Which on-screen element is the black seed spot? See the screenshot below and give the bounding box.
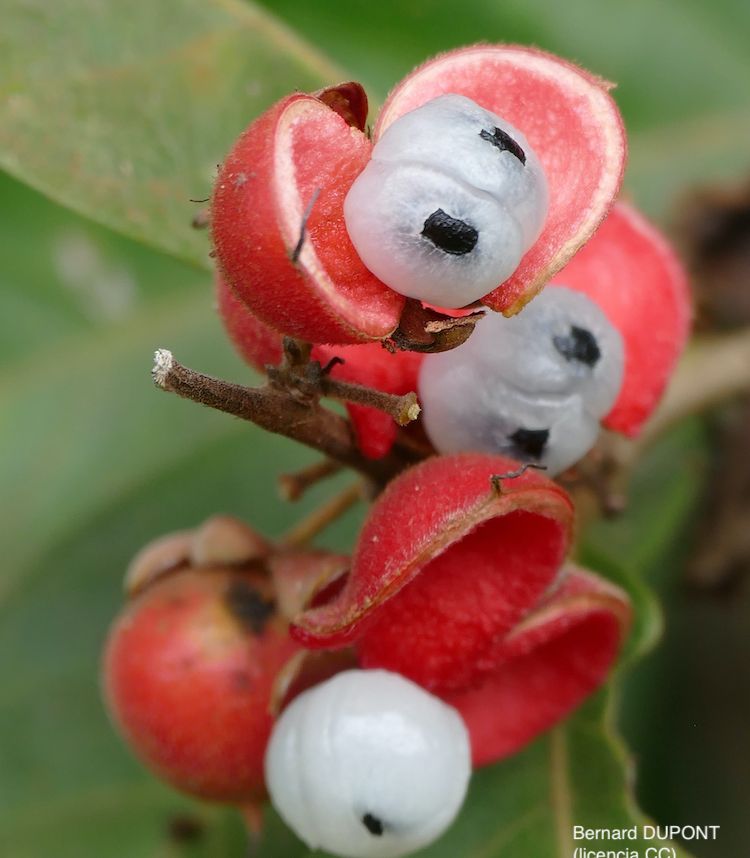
[510,428,550,460]
[553,326,601,367]
[421,209,479,255]
[479,127,526,165]
[362,813,385,836]
[224,579,275,635]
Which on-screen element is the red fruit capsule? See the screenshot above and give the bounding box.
[212,47,625,345]
[445,566,631,765]
[292,454,575,672]
[556,201,691,436]
[212,83,404,345]
[291,454,631,764]
[376,44,627,316]
[103,566,299,802]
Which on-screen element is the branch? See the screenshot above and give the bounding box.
[152,349,416,487]
[640,328,750,445]
[281,482,363,547]
[321,376,421,426]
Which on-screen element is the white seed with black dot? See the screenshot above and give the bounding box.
[344,94,548,307]
[265,669,471,858]
[418,286,625,475]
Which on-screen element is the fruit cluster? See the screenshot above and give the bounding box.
[103,44,691,858]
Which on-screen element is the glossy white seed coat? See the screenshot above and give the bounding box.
[265,669,471,858]
[418,286,624,475]
[344,94,548,307]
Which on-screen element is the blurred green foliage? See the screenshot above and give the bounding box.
[1,0,748,855]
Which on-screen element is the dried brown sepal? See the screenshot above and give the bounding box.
[387,299,484,353]
[314,81,369,131]
[124,531,193,597]
[191,515,271,567]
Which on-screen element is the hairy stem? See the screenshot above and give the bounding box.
[321,376,421,425]
[152,349,415,487]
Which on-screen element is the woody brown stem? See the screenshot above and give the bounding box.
[268,337,422,425]
[281,482,363,547]
[321,377,421,425]
[152,349,416,487]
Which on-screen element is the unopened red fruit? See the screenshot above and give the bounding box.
[103,566,299,803]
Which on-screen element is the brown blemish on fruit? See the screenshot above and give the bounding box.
[230,670,253,692]
[224,578,275,635]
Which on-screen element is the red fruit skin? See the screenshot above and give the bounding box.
[290,455,630,764]
[376,44,627,315]
[444,567,631,765]
[103,568,300,803]
[553,201,691,436]
[291,454,574,660]
[355,509,569,691]
[211,89,403,345]
[214,49,625,344]
[217,275,421,458]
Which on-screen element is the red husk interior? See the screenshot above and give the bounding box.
[217,275,421,458]
[376,45,626,314]
[552,201,692,436]
[212,91,403,345]
[291,454,574,650]
[355,510,568,690]
[443,567,631,765]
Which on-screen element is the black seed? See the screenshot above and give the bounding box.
[224,579,275,635]
[553,326,601,367]
[510,428,550,460]
[479,127,526,165]
[362,813,385,836]
[421,209,478,255]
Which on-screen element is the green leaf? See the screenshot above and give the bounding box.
[0,171,206,367]
[0,0,344,268]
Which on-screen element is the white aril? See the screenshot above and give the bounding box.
[344,94,548,307]
[265,669,471,858]
[418,286,625,475]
